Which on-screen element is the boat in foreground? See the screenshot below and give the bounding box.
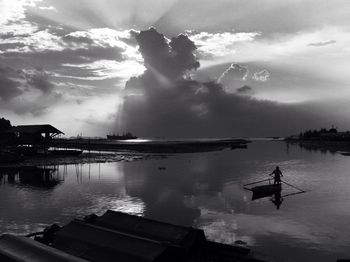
[0,210,267,262]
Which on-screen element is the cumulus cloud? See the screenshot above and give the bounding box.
[218,64,248,83]
[252,69,270,82]
[188,31,259,58]
[135,27,199,80]
[217,64,270,93]
[118,28,324,138]
[308,40,337,47]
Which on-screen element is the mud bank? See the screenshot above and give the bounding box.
[0,152,168,168]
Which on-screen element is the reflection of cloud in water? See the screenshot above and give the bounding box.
[2,222,50,236]
[96,195,145,215]
[187,180,340,253]
[144,188,200,225]
[62,194,145,218]
[196,209,254,246]
[123,161,201,225]
[195,205,335,251]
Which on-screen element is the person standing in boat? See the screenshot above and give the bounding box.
[269,166,283,185]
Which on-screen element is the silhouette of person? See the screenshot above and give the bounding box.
[270,166,283,185]
[271,191,283,210]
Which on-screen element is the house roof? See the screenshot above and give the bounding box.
[9,125,64,135]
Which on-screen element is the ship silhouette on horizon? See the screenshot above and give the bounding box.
[106,132,138,140]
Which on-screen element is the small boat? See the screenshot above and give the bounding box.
[251,183,281,194]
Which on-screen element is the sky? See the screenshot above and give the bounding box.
[0,0,350,137]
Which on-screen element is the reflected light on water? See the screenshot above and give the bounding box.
[119,139,151,143]
[62,195,145,218]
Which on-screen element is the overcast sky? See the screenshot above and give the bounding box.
[1,0,350,137]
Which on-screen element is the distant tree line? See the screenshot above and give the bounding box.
[0,117,13,147]
[297,126,350,141]
[299,127,337,139]
[0,117,12,133]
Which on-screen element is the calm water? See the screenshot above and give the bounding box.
[1,140,350,261]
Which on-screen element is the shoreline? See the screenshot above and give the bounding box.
[285,139,350,154]
[51,138,250,153]
[0,152,168,168]
[0,138,250,167]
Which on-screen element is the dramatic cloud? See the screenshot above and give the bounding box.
[0,66,24,101]
[24,68,54,93]
[1,1,350,136]
[1,29,63,53]
[61,60,145,81]
[135,27,199,80]
[0,0,44,49]
[0,64,60,115]
[0,0,40,25]
[188,31,259,58]
[308,40,337,47]
[2,27,139,58]
[62,29,140,60]
[118,28,331,138]
[8,92,62,116]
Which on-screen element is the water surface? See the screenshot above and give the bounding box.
[1,140,350,261]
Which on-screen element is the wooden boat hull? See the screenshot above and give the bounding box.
[6,210,261,262]
[251,184,281,194]
[251,184,282,200]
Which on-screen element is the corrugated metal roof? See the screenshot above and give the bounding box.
[86,210,205,259]
[90,210,205,245]
[9,125,64,134]
[0,235,88,262]
[52,219,181,262]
